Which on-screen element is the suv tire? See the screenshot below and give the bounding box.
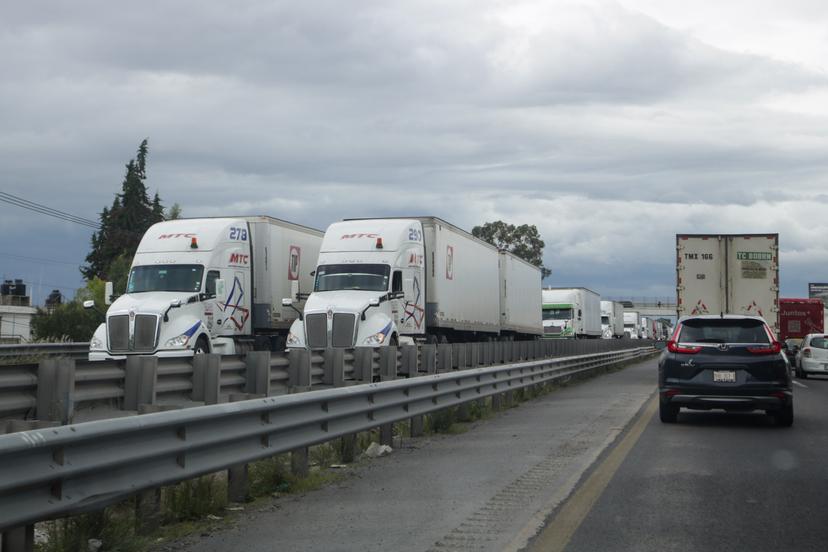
[775,404,794,427]
[659,399,679,424]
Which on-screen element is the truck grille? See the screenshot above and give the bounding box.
[108,315,129,352]
[332,313,356,348]
[107,314,158,352]
[305,313,328,349]
[133,315,159,352]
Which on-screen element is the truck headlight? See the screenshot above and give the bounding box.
[363,332,387,345]
[165,334,190,348]
[90,336,104,350]
[286,332,301,346]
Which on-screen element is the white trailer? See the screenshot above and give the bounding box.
[88,217,323,360]
[499,251,543,337]
[676,234,779,333]
[286,217,540,348]
[542,288,601,339]
[623,311,640,339]
[600,300,625,338]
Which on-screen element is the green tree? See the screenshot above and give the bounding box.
[472,221,551,279]
[165,202,183,220]
[31,279,107,342]
[81,139,165,281]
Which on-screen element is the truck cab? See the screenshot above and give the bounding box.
[286,219,426,348]
[89,218,253,360]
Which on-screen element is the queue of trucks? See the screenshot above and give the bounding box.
[90,217,762,361]
[87,216,547,359]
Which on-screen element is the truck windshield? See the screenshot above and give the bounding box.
[543,308,572,320]
[127,265,205,293]
[314,264,391,292]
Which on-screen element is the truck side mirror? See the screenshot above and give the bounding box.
[170,299,182,308]
[282,298,293,307]
[215,279,226,299]
[104,281,113,305]
[83,300,95,309]
[369,297,381,307]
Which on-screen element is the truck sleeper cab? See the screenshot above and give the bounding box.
[286,217,541,348]
[89,217,322,360]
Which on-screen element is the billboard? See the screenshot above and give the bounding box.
[808,283,828,302]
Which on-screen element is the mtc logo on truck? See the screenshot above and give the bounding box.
[341,233,379,239]
[158,233,196,239]
[229,253,249,265]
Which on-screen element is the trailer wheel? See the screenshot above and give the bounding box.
[193,336,210,355]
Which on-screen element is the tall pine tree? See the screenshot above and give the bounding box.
[81,139,166,281]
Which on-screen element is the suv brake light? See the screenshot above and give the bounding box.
[667,340,702,354]
[748,323,782,354]
[803,348,812,358]
[746,342,782,355]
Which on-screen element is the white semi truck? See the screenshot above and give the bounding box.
[285,217,542,348]
[623,311,640,339]
[88,217,323,360]
[600,300,625,338]
[676,233,780,333]
[541,288,601,339]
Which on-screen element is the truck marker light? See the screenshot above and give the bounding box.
[376,237,383,249]
[190,237,198,249]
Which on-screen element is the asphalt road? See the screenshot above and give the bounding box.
[174,356,658,552]
[531,368,828,552]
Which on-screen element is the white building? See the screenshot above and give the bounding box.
[0,280,36,344]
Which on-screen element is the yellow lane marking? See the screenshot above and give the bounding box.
[528,394,658,552]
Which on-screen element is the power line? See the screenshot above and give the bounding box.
[0,191,100,229]
[0,251,82,267]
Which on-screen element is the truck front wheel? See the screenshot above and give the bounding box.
[193,336,210,355]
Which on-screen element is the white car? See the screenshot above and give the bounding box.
[795,333,828,378]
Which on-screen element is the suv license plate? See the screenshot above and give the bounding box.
[713,370,736,383]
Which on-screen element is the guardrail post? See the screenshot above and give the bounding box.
[468,343,480,367]
[291,446,309,478]
[380,422,394,447]
[482,342,493,366]
[340,434,357,463]
[225,393,262,503]
[453,344,466,370]
[379,346,397,381]
[35,358,75,424]
[288,348,312,391]
[323,348,345,387]
[191,353,221,405]
[437,344,452,373]
[400,344,418,377]
[354,347,374,383]
[1,524,34,552]
[421,344,437,374]
[245,351,271,395]
[124,356,158,411]
[135,488,162,534]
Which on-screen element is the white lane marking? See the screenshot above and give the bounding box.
[793,380,808,389]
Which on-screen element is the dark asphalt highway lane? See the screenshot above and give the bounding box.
[533,373,828,552]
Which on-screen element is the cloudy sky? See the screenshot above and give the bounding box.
[2,0,828,306]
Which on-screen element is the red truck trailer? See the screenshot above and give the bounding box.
[779,298,824,341]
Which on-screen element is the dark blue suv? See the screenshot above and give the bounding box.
[659,315,793,426]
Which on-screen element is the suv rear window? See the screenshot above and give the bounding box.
[811,336,828,349]
[678,318,770,344]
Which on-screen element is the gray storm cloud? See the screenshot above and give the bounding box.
[2,0,828,303]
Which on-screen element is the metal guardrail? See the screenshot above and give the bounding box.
[0,342,89,361]
[0,346,654,531]
[0,339,656,423]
